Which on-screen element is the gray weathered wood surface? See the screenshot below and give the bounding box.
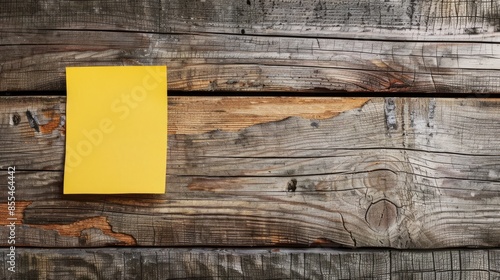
[1,96,500,249]
[1,0,500,93]
[2,0,500,277]
[1,248,499,279]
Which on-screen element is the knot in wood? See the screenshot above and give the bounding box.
[287,179,297,192]
[365,169,398,192]
[11,113,21,125]
[365,199,397,232]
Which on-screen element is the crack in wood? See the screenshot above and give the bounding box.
[25,110,40,132]
[339,213,356,247]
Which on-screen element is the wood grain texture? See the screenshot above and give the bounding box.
[160,0,500,39]
[1,248,499,280]
[0,0,160,32]
[169,97,370,134]
[1,0,500,93]
[2,0,499,38]
[1,97,500,248]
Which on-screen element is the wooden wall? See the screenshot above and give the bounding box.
[2,0,500,93]
[1,0,500,279]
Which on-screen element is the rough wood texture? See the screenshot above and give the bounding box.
[1,96,500,248]
[1,248,499,279]
[1,0,500,93]
[3,0,499,38]
[161,0,500,39]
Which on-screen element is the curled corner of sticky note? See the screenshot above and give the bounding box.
[63,66,167,194]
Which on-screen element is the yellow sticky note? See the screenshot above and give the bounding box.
[64,66,167,194]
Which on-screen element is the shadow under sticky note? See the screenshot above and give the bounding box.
[64,66,167,194]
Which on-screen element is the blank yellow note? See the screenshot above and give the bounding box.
[64,66,167,194]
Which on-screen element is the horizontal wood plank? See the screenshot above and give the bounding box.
[160,0,500,39]
[1,30,500,93]
[0,0,160,32]
[1,248,498,279]
[2,0,499,39]
[1,0,500,93]
[1,97,500,248]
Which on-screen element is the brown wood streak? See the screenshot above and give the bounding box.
[0,202,31,225]
[38,109,64,135]
[169,97,370,134]
[1,201,137,246]
[28,216,136,246]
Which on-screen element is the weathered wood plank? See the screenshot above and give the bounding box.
[1,0,500,93]
[2,29,500,92]
[2,0,499,39]
[0,96,368,169]
[0,97,65,170]
[1,248,498,280]
[1,97,500,248]
[160,0,500,41]
[0,0,160,32]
